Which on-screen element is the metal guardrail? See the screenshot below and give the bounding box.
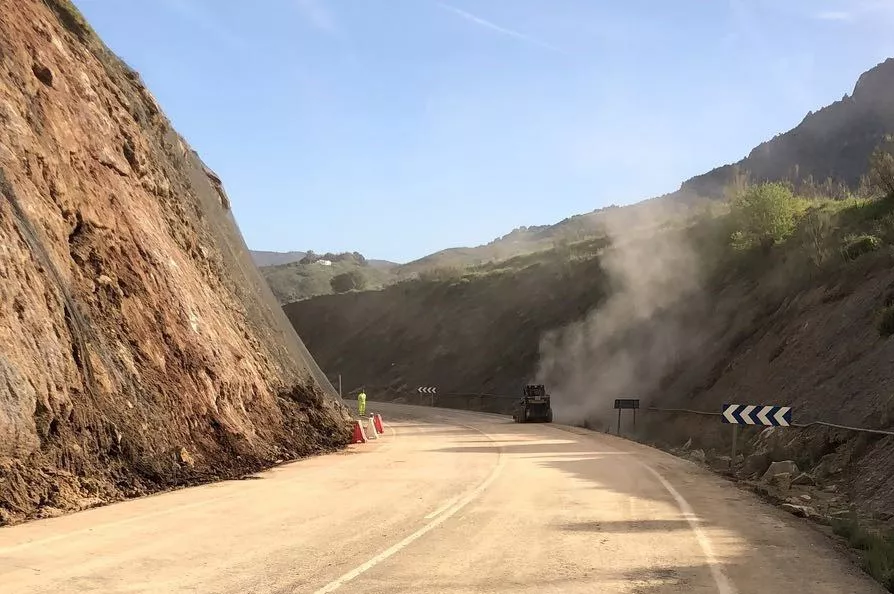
[647,406,894,437]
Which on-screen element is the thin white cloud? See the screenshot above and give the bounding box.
[814,10,853,21]
[434,1,568,55]
[295,0,337,33]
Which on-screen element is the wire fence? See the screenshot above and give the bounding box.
[647,406,894,437]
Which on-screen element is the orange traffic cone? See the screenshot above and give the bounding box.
[374,414,384,434]
[351,420,367,444]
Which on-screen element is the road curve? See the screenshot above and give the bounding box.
[0,403,883,593]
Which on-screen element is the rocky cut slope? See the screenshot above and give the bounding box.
[0,0,351,523]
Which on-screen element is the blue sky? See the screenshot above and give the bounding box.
[73,0,894,263]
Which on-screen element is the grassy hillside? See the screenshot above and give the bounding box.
[261,252,398,303]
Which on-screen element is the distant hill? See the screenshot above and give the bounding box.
[397,58,894,273]
[259,251,398,304]
[261,58,894,302]
[676,57,894,200]
[250,250,307,267]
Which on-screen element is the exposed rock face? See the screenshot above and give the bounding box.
[680,58,894,198]
[0,0,351,523]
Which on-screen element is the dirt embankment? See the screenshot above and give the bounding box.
[285,255,611,405]
[0,0,351,524]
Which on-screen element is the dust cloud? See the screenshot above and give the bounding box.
[535,202,708,426]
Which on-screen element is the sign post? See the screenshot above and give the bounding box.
[722,403,793,469]
[417,386,438,407]
[613,399,640,435]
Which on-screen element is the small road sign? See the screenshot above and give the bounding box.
[614,399,640,409]
[722,403,792,427]
[613,399,640,434]
[417,386,438,395]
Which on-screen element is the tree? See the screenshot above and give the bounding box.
[330,270,366,293]
[729,182,799,250]
[869,147,894,200]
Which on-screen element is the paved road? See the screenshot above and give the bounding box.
[0,403,883,593]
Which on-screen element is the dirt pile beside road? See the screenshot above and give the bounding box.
[0,0,351,524]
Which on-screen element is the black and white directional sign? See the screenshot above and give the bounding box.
[417,386,438,395]
[722,403,792,426]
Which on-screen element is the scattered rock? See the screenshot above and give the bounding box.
[799,494,812,502]
[761,460,799,482]
[828,509,854,519]
[769,472,793,492]
[815,453,844,477]
[178,447,195,467]
[823,484,839,493]
[792,473,815,486]
[76,496,104,510]
[743,452,771,477]
[688,449,706,463]
[710,455,732,472]
[781,504,816,519]
[37,506,65,519]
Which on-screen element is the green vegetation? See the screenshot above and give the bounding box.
[260,253,395,303]
[842,234,882,261]
[870,146,894,200]
[330,270,367,294]
[728,183,805,250]
[832,514,894,590]
[45,0,96,43]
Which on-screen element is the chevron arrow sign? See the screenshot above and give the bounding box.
[722,403,792,426]
[417,386,438,395]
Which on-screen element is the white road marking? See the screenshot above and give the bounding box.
[424,495,463,520]
[639,464,737,594]
[313,424,504,594]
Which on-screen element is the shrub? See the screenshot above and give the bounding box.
[418,266,464,283]
[870,148,894,201]
[832,515,894,589]
[330,270,366,293]
[729,183,801,250]
[801,209,835,267]
[842,234,882,261]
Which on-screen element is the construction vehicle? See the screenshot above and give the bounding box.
[512,384,553,423]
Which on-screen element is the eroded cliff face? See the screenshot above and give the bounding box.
[0,0,351,524]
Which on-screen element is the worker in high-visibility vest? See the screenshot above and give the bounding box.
[357,389,367,416]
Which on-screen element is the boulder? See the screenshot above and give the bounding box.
[688,449,706,463]
[710,456,732,472]
[781,504,817,519]
[769,472,793,492]
[761,460,799,482]
[792,473,816,486]
[743,452,771,477]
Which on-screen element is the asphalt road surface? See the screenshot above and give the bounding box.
[0,403,883,593]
